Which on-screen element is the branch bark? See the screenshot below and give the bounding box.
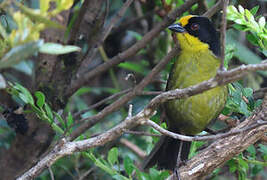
[167,94,267,180]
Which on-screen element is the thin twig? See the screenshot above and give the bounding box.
[102,0,134,43]
[68,0,90,43]
[48,166,55,180]
[73,88,132,119]
[120,138,146,159]
[144,119,267,142]
[69,45,181,140]
[203,0,223,18]
[67,0,200,97]
[124,130,161,137]
[79,167,96,180]
[219,0,229,70]
[79,0,134,72]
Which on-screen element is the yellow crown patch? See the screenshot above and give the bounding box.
[179,15,194,27]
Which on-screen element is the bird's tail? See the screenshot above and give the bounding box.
[142,136,191,170]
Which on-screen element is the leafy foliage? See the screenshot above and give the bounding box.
[227,5,267,50]
[0,0,80,69]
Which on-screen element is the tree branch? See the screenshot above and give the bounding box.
[202,0,222,18]
[167,94,267,180]
[18,60,267,179]
[67,0,200,97]
[69,45,181,140]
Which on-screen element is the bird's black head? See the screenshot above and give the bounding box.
[168,16,221,57]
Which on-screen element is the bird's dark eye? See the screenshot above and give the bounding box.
[191,23,199,31]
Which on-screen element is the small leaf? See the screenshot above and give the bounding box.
[44,103,53,121]
[123,156,134,176]
[246,33,259,46]
[67,112,73,128]
[13,82,34,105]
[242,88,253,98]
[15,2,64,29]
[0,41,43,69]
[35,91,45,108]
[54,112,66,128]
[238,158,249,170]
[57,0,74,11]
[228,159,237,173]
[108,147,118,166]
[149,168,160,179]
[245,9,253,22]
[250,6,259,15]
[238,5,245,14]
[227,5,238,14]
[135,168,149,180]
[158,171,170,179]
[246,145,256,157]
[51,123,64,134]
[39,43,81,55]
[258,17,266,28]
[40,0,51,13]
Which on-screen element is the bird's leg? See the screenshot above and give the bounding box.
[174,141,184,180]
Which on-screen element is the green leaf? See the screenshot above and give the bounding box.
[35,91,45,108]
[67,112,73,128]
[40,0,51,13]
[44,103,53,121]
[255,99,263,108]
[15,2,64,29]
[238,158,249,170]
[39,43,81,55]
[189,141,206,158]
[238,5,245,14]
[135,168,149,180]
[54,112,66,128]
[13,82,34,105]
[123,156,134,176]
[165,0,172,5]
[250,6,259,16]
[258,17,266,29]
[228,159,237,173]
[118,61,148,75]
[108,147,118,166]
[246,145,256,157]
[227,30,267,76]
[246,33,260,46]
[242,88,253,98]
[0,41,43,69]
[239,100,251,116]
[51,123,64,134]
[0,23,8,39]
[149,168,160,179]
[158,171,170,179]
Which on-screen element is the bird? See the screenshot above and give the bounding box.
[142,15,228,171]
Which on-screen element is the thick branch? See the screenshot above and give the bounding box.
[167,94,267,180]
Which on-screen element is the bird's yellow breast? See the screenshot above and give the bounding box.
[166,47,227,135]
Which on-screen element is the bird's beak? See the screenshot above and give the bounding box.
[168,23,185,33]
